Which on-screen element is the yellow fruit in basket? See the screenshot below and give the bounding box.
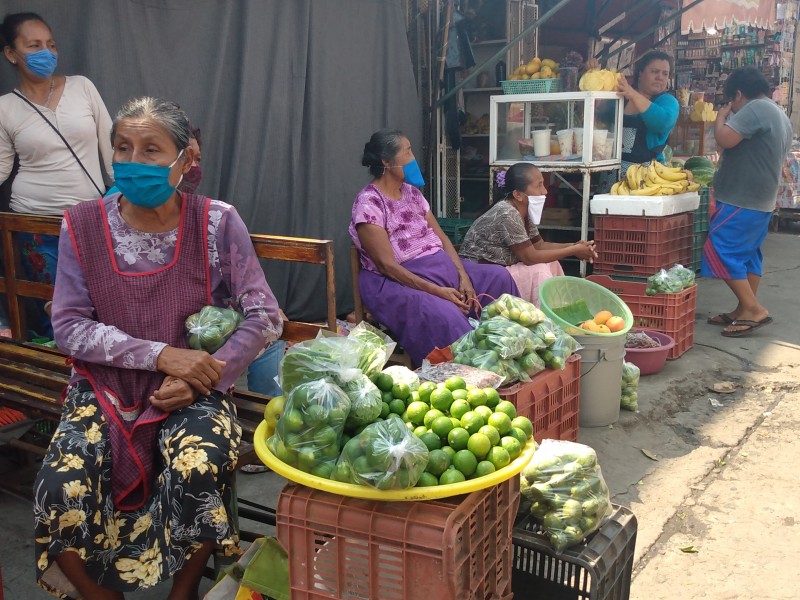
[521,74,530,80]
[580,320,600,332]
[596,324,611,334]
[606,316,626,332]
[525,62,540,75]
[540,66,553,79]
[593,310,612,325]
[531,73,541,80]
[541,58,557,69]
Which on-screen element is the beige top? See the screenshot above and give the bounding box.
[0,75,113,215]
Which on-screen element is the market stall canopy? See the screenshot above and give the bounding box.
[681,0,777,34]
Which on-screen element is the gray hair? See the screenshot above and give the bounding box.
[361,129,406,177]
[111,97,191,151]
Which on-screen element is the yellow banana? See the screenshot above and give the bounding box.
[686,182,701,192]
[626,164,641,189]
[653,160,688,182]
[619,181,630,195]
[658,179,690,191]
[629,185,661,196]
[658,186,677,195]
[610,181,621,195]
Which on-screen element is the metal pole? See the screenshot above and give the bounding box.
[436,0,577,106]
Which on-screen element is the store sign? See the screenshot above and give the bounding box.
[681,0,776,34]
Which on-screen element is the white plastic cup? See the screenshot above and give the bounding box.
[557,129,573,158]
[592,130,608,159]
[573,128,584,155]
[532,129,552,157]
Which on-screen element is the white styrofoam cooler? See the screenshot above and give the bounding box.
[590,192,700,216]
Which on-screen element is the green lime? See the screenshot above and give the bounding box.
[460,411,485,435]
[380,402,391,419]
[272,439,296,466]
[449,399,471,420]
[440,445,456,460]
[444,376,467,391]
[495,400,517,420]
[408,391,420,404]
[405,421,415,431]
[487,446,511,470]
[467,388,488,408]
[431,416,454,438]
[439,468,466,485]
[453,449,478,476]
[450,417,461,429]
[290,386,310,409]
[381,390,394,404]
[311,463,334,479]
[474,405,493,423]
[487,412,513,435]
[313,426,337,449]
[327,407,347,427]
[388,399,406,415]
[423,409,445,429]
[401,410,410,423]
[483,388,501,408]
[413,425,428,437]
[508,427,528,447]
[478,424,500,447]
[425,448,451,477]
[429,388,454,412]
[375,373,394,393]
[418,381,438,403]
[391,383,411,401]
[511,416,533,440]
[466,383,476,391]
[406,401,430,425]
[297,448,317,472]
[416,472,439,487]
[282,409,305,433]
[474,460,496,478]
[352,454,371,475]
[467,432,492,460]
[420,432,442,451]
[500,436,522,460]
[332,461,353,482]
[447,427,470,451]
[451,389,469,402]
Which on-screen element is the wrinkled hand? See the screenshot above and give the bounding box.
[458,272,476,303]
[149,376,198,412]
[717,103,732,122]
[437,286,470,313]
[573,241,598,263]
[616,73,635,99]
[156,346,226,395]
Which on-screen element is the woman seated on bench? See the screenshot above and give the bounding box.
[34,97,283,600]
[459,163,598,307]
[350,129,518,366]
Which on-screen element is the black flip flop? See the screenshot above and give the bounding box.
[721,316,773,337]
[707,313,735,326]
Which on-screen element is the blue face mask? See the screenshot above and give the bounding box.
[113,150,184,209]
[402,159,425,187]
[23,49,58,78]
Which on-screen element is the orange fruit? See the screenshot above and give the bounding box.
[596,324,611,334]
[594,310,613,325]
[606,316,626,332]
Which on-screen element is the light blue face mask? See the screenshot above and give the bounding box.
[386,159,425,187]
[112,150,184,209]
[22,49,58,78]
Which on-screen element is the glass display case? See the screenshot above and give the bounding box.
[489,92,624,168]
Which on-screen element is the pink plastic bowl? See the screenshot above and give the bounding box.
[624,328,675,375]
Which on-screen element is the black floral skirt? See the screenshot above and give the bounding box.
[33,382,242,598]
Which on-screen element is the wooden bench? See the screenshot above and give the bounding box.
[0,212,337,461]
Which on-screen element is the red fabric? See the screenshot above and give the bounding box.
[65,194,212,509]
[682,0,775,34]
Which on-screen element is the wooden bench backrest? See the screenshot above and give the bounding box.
[0,212,337,343]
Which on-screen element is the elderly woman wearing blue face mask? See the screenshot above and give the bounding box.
[33,97,283,600]
[459,163,598,307]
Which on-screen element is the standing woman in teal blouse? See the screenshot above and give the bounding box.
[617,51,679,175]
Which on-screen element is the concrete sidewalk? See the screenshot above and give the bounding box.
[1,230,798,599]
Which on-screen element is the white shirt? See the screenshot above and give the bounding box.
[0,75,114,215]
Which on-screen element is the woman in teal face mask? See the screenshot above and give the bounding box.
[33,97,283,600]
[0,11,114,336]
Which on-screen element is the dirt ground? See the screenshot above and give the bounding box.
[1,231,798,599]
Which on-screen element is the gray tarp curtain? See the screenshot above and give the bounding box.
[0,0,422,321]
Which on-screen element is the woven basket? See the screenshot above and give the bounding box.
[501,78,561,94]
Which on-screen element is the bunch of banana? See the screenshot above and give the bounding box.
[610,162,701,196]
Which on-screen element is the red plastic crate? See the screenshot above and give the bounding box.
[588,274,696,359]
[592,213,694,279]
[276,477,520,600]
[498,353,581,443]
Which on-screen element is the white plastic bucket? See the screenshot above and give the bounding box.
[573,332,625,427]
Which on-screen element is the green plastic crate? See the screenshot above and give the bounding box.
[437,217,473,245]
[694,187,710,233]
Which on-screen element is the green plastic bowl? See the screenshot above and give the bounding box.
[539,276,634,337]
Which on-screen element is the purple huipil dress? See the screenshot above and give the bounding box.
[64,197,210,510]
[350,183,518,365]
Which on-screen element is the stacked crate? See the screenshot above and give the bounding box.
[691,187,712,273]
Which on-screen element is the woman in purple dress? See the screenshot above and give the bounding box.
[33,97,283,600]
[350,129,518,365]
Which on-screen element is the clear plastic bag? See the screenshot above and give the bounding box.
[529,317,559,347]
[416,361,505,389]
[620,361,640,411]
[625,331,661,349]
[537,328,579,370]
[346,322,397,378]
[515,351,546,378]
[473,316,545,360]
[185,305,243,353]
[332,416,429,489]
[667,263,696,289]
[340,373,383,430]
[481,293,546,327]
[279,336,364,395]
[645,268,685,296]
[520,440,613,552]
[450,329,476,356]
[268,379,351,477]
[380,365,420,391]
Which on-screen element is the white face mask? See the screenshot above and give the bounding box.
[527,195,546,225]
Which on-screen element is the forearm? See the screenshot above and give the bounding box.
[379,260,442,295]
[517,245,580,265]
[626,90,652,115]
[538,241,574,250]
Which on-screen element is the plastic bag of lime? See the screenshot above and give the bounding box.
[333,415,429,489]
[520,440,612,552]
[268,379,351,477]
[185,305,243,353]
[346,321,396,378]
[620,361,640,411]
[539,327,579,370]
[481,293,545,327]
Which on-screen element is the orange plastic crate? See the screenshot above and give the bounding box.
[498,354,580,443]
[276,477,520,600]
[588,275,696,359]
[592,213,693,279]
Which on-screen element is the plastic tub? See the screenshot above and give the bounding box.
[573,332,625,427]
[623,328,675,376]
[539,277,634,338]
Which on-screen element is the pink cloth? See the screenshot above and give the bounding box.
[506,261,565,307]
[349,182,443,273]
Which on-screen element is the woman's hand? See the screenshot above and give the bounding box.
[616,73,636,100]
[436,286,471,313]
[572,242,598,263]
[149,376,198,412]
[156,346,226,395]
[458,272,476,303]
[716,103,732,123]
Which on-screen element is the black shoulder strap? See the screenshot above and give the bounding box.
[13,90,105,198]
